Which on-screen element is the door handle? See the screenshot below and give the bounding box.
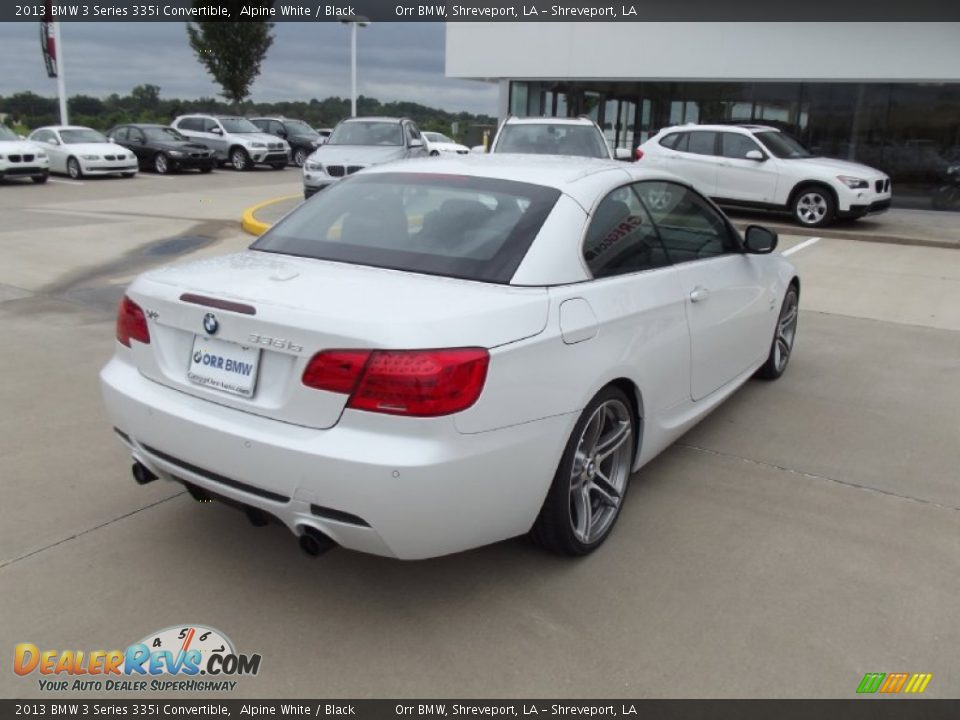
[689,287,710,303]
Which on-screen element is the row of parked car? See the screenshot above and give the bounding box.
[305,114,895,228]
[2,110,897,227]
[0,113,467,183]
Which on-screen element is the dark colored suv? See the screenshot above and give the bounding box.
[251,117,322,167]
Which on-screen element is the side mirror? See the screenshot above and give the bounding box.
[470,145,487,154]
[745,149,766,161]
[743,225,778,254]
[614,147,633,162]
[409,138,423,148]
[210,127,223,136]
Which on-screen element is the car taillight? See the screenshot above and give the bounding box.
[302,348,489,417]
[116,295,150,347]
[635,148,644,160]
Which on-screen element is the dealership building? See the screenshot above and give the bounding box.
[446,23,960,206]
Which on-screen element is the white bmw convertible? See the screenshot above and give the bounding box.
[100,155,800,560]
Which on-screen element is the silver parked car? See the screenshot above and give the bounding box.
[171,114,290,171]
[302,117,428,198]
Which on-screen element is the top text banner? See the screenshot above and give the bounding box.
[4,0,958,21]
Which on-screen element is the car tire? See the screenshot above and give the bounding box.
[791,185,835,228]
[67,157,83,180]
[153,153,170,175]
[293,148,308,167]
[531,385,636,556]
[429,150,440,157]
[230,147,251,171]
[756,284,799,380]
[199,166,214,174]
[32,174,49,184]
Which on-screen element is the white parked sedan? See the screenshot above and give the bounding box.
[28,125,139,179]
[422,131,469,156]
[100,155,799,560]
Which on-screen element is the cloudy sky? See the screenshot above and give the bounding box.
[0,22,498,114]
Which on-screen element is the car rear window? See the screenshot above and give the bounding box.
[495,124,610,159]
[251,173,562,284]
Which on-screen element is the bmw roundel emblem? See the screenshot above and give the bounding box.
[203,313,219,335]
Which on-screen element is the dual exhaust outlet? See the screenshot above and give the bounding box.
[130,461,336,557]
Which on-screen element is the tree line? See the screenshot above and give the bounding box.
[0,86,496,140]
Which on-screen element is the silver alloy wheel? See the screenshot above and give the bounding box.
[774,290,799,373]
[154,153,168,174]
[67,158,81,179]
[568,399,633,545]
[796,192,828,225]
[231,149,248,171]
[294,148,307,167]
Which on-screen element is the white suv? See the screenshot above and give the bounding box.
[0,125,49,184]
[636,124,892,227]
[171,114,290,171]
[484,116,630,160]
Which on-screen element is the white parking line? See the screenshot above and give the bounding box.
[48,178,84,186]
[782,237,821,256]
[132,174,178,180]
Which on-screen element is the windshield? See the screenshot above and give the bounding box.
[495,124,610,159]
[754,131,813,159]
[284,120,317,136]
[251,173,561,284]
[425,132,454,144]
[219,118,261,134]
[0,126,19,141]
[61,128,108,144]
[328,122,402,147]
[143,127,187,141]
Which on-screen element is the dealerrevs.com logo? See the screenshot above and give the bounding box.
[13,625,261,692]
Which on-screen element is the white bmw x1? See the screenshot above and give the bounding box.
[100,155,800,560]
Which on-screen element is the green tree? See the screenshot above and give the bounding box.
[186,2,275,104]
[131,84,161,110]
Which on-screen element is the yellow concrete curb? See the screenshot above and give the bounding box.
[241,194,301,237]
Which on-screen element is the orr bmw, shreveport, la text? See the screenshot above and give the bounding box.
[396,4,637,17]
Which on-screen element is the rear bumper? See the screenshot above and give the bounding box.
[100,355,571,559]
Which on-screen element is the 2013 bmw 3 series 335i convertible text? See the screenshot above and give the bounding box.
[100,154,800,560]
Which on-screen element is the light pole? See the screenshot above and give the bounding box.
[339,18,370,117]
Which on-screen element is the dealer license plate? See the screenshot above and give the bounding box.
[187,335,261,398]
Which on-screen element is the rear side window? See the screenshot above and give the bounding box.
[659,133,681,149]
[685,131,717,156]
[112,126,129,142]
[583,188,671,278]
[252,173,561,284]
[178,118,200,132]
